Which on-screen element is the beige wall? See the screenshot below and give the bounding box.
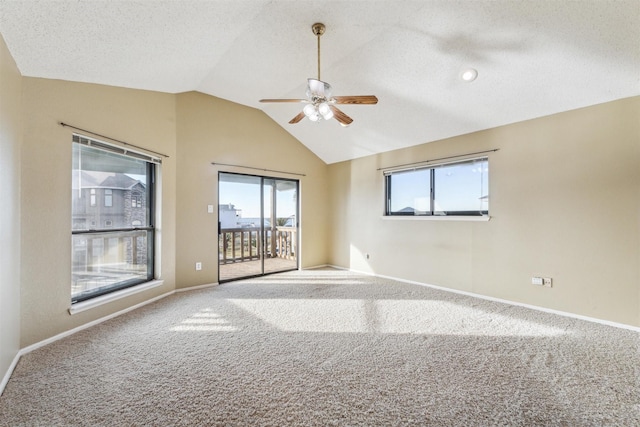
[20,78,177,347]
[7,59,639,355]
[329,97,640,327]
[17,84,329,348]
[0,34,22,384]
[175,92,329,288]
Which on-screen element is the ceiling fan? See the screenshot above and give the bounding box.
[260,23,378,126]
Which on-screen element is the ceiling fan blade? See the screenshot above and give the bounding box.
[259,99,307,103]
[288,111,306,124]
[329,105,353,126]
[333,95,378,105]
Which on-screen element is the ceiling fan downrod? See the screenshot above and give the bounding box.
[312,23,325,81]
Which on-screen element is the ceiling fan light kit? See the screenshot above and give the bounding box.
[260,23,378,126]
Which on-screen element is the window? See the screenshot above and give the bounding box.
[71,135,159,303]
[132,194,142,208]
[104,189,113,207]
[385,158,488,216]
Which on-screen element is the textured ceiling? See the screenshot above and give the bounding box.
[1,1,638,164]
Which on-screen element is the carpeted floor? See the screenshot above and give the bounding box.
[1,269,639,426]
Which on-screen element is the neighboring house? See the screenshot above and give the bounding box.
[219,203,242,228]
[72,171,146,229]
[71,171,147,270]
[398,206,421,215]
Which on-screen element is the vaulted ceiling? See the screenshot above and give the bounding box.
[1,1,638,164]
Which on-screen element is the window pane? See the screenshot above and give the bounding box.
[388,169,431,214]
[433,159,488,214]
[72,138,155,304]
[71,230,152,302]
[72,144,150,230]
[104,189,113,207]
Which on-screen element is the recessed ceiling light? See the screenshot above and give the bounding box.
[460,68,478,82]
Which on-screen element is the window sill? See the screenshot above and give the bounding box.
[69,279,165,315]
[382,215,491,222]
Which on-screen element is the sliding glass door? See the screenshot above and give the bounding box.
[218,174,262,280]
[218,172,298,282]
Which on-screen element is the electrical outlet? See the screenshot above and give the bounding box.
[195,262,202,271]
[532,277,543,286]
[543,277,552,288]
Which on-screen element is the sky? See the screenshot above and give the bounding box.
[219,180,297,219]
[390,160,488,213]
[219,160,487,220]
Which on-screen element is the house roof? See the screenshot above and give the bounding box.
[1,1,638,164]
[72,171,143,191]
[101,174,144,190]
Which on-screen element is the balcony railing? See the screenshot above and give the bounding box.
[219,227,297,264]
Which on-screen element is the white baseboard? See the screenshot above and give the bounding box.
[304,264,332,270]
[337,266,375,276]
[175,282,218,293]
[3,290,173,395]
[4,268,637,396]
[0,352,21,397]
[373,272,640,333]
[21,290,175,356]
[2,280,232,395]
[323,265,639,332]
[0,283,234,395]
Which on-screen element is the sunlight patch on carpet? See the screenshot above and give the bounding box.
[228,298,567,337]
[170,308,238,332]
